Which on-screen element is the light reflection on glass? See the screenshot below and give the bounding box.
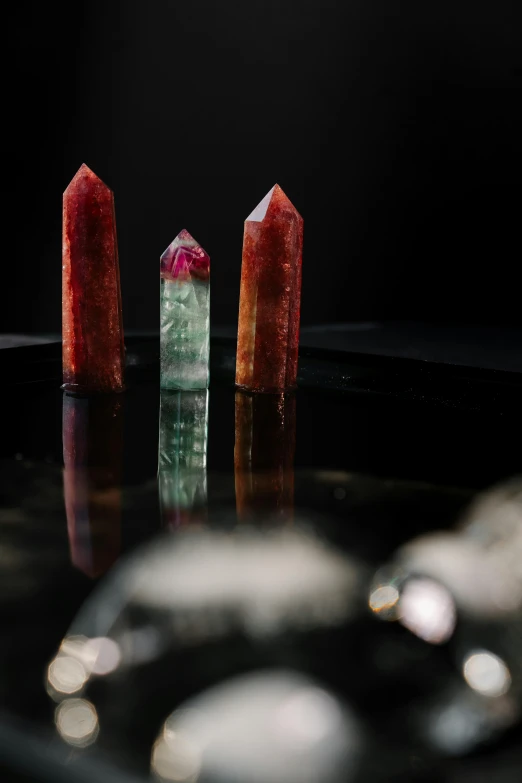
[48,656,87,696]
[38,472,522,767]
[424,685,518,756]
[84,636,122,675]
[158,390,208,529]
[131,528,358,639]
[463,650,512,698]
[459,478,522,614]
[62,393,123,578]
[152,730,201,782]
[273,687,344,749]
[47,635,122,701]
[234,391,296,523]
[152,671,358,783]
[397,479,522,620]
[428,696,491,755]
[369,584,400,619]
[55,698,99,747]
[396,532,515,619]
[398,578,456,644]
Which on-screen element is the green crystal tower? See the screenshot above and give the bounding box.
[160,230,210,389]
[158,390,208,527]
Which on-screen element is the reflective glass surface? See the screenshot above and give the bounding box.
[0,335,521,783]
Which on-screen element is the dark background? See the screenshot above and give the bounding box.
[4,0,522,335]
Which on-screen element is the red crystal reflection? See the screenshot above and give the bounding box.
[62,393,123,579]
[234,391,296,522]
[160,229,210,282]
[62,164,125,392]
[236,185,303,392]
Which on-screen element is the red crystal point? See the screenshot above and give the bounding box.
[63,393,123,579]
[236,184,303,392]
[62,164,125,392]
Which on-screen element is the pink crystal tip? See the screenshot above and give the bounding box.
[160,229,210,281]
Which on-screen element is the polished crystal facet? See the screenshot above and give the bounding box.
[62,393,123,578]
[236,185,303,392]
[158,390,208,527]
[234,391,296,521]
[160,230,210,390]
[62,164,125,392]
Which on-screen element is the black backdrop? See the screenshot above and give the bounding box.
[4,1,522,335]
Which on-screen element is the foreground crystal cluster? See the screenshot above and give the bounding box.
[236,185,303,392]
[62,164,125,392]
[160,230,210,390]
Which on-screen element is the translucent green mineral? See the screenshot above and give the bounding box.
[160,229,210,389]
[158,389,208,526]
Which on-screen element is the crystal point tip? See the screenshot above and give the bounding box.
[245,184,302,223]
[160,229,210,281]
[246,185,276,222]
[78,162,95,175]
[65,163,109,194]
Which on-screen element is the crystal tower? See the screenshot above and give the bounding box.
[236,185,303,392]
[160,230,210,390]
[62,164,125,392]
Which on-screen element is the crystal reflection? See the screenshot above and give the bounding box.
[158,390,208,528]
[55,698,99,747]
[234,391,296,522]
[151,671,359,783]
[62,392,123,578]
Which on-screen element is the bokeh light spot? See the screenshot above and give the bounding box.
[55,698,99,747]
[398,578,456,644]
[463,651,511,697]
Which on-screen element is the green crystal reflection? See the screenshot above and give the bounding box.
[160,230,210,390]
[158,390,209,527]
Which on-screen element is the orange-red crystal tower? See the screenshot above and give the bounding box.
[236,185,303,392]
[62,164,125,392]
